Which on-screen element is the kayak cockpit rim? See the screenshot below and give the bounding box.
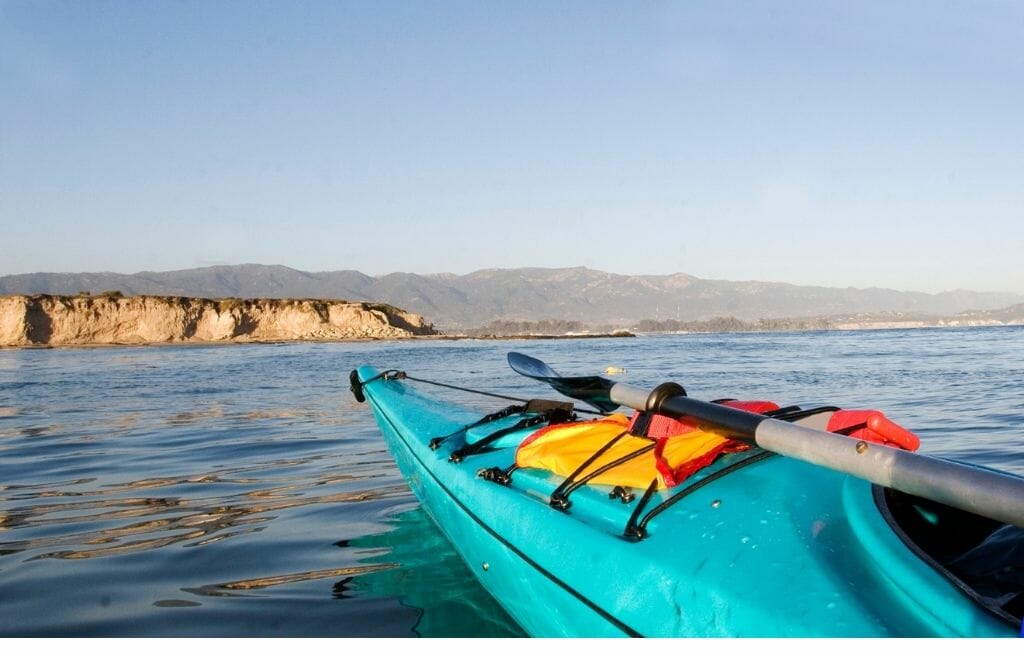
[874,485,1024,628]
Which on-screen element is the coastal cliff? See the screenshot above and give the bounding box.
[0,294,436,347]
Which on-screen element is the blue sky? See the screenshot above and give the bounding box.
[2,1,1022,293]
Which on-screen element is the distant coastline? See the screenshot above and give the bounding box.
[3,292,1022,349]
[433,330,636,341]
[625,313,1024,334]
[451,313,1024,338]
[4,264,1021,334]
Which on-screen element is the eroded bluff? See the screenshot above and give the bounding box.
[0,294,436,346]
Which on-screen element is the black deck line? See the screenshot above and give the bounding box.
[367,391,643,638]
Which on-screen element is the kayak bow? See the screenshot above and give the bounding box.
[353,362,1022,637]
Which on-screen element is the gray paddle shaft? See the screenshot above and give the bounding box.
[610,383,1024,529]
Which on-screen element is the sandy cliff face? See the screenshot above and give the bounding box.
[0,294,436,346]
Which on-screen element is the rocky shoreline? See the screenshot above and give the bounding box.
[0,294,436,347]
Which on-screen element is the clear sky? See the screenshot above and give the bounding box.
[2,1,1022,293]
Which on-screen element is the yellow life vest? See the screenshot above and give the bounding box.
[515,413,748,489]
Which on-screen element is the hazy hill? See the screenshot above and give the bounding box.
[1,265,1020,329]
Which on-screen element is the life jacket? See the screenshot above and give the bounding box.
[514,400,920,489]
[515,400,776,490]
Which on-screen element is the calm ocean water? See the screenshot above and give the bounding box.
[2,327,1023,636]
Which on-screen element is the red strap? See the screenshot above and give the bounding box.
[628,413,698,438]
[629,399,780,439]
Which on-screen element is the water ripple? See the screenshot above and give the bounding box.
[1,476,410,561]
[185,564,400,597]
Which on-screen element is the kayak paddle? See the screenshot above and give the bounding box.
[507,352,1024,529]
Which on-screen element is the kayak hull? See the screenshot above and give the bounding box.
[357,366,1015,637]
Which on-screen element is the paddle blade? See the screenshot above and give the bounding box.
[507,352,563,378]
[507,352,620,413]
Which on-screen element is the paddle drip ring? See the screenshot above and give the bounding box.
[645,382,687,413]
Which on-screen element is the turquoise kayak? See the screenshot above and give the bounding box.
[351,362,1022,637]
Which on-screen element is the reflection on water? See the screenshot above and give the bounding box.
[186,564,400,597]
[1,470,410,561]
[165,406,226,426]
[348,508,526,638]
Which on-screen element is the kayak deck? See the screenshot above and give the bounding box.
[355,365,1016,637]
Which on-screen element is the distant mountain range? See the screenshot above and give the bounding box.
[1,264,1021,330]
